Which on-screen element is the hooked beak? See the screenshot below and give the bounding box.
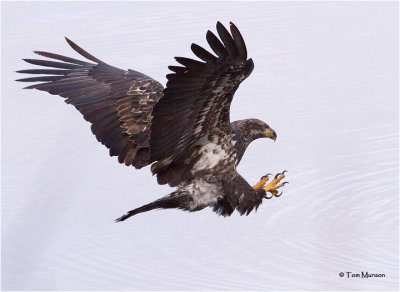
[264,128,277,141]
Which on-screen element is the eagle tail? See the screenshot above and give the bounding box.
[115,191,191,222]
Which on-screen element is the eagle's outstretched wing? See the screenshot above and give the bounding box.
[149,22,254,176]
[17,38,163,168]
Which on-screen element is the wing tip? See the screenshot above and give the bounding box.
[33,50,51,58]
[64,36,104,64]
[64,36,72,44]
[64,36,78,50]
[21,84,37,89]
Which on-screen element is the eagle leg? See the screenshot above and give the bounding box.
[262,170,288,197]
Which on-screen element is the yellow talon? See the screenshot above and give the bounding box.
[263,170,288,197]
[252,174,271,189]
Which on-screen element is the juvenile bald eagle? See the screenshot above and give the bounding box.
[17,22,288,221]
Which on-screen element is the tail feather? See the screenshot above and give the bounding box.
[115,192,190,222]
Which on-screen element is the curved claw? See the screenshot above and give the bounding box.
[264,193,274,200]
[261,173,272,180]
[274,170,288,179]
[282,181,289,185]
[275,191,284,197]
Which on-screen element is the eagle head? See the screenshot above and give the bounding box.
[232,119,277,143]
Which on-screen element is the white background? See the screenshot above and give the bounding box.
[2,1,399,290]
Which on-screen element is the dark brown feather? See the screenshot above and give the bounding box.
[216,21,238,56]
[16,76,66,82]
[64,37,105,64]
[17,69,72,75]
[34,50,93,66]
[23,59,79,69]
[229,22,247,61]
[191,43,217,63]
[206,30,228,58]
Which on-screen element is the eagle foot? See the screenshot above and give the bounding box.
[262,170,288,199]
[252,173,272,189]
